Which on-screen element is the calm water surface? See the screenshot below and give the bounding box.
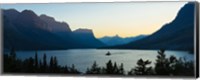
[13,49,194,73]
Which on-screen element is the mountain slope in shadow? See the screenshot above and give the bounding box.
[2,9,105,50]
[106,2,195,51]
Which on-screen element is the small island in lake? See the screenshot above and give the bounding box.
[106,51,111,56]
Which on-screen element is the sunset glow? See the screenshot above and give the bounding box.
[1,2,187,38]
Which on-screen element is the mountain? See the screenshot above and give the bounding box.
[3,9,67,50]
[39,14,72,33]
[39,14,76,47]
[99,35,147,46]
[106,2,195,51]
[2,9,105,50]
[72,28,105,48]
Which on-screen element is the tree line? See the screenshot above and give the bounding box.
[3,49,194,76]
[3,48,80,74]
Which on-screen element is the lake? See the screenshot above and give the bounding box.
[12,49,194,73]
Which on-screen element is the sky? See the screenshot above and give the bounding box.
[1,2,187,38]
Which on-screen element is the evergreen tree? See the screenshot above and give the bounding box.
[69,64,80,74]
[155,49,170,75]
[27,57,34,72]
[113,62,119,74]
[40,54,47,72]
[34,51,38,68]
[53,56,58,72]
[10,48,16,60]
[8,48,18,72]
[39,60,42,72]
[86,61,101,74]
[53,56,58,68]
[23,57,34,72]
[39,60,42,68]
[119,63,124,74]
[63,65,69,73]
[129,59,153,75]
[49,56,54,72]
[106,60,113,74]
[43,53,47,68]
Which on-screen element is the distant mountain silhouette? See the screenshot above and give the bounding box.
[99,35,147,46]
[3,9,105,50]
[105,2,195,51]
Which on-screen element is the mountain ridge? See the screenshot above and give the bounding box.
[3,9,105,50]
[103,2,195,51]
[99,35,147,46]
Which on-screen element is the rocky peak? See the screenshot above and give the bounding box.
[40,14,56,22]
[73,28,93,33]
[2,9,20,21]
[39,14,71,32]
[21,10,38,18]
